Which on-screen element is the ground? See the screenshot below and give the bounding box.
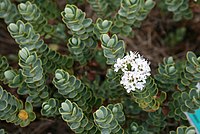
[0,0,200,133]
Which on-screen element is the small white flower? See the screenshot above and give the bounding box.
[114,58,124,72]
[114,51,151,93]
[196,82,200,92]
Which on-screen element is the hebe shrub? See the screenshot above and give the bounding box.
[0,0,199,133]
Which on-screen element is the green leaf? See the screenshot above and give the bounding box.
[0,100,7,111]
[55,73,63,80]
[187,51,197,64]
[96,109,105,119]
[185,127,196,134]
[25,102,33,112]
[4,70,15,80]
[102,34,110,44]
[177,126,185,134]
[9,23,19,32]
[145,0,155,10]
[181,92,190,101]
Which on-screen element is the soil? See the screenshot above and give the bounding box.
[0,0,200,134]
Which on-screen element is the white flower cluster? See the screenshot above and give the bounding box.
[114,51,151,93]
